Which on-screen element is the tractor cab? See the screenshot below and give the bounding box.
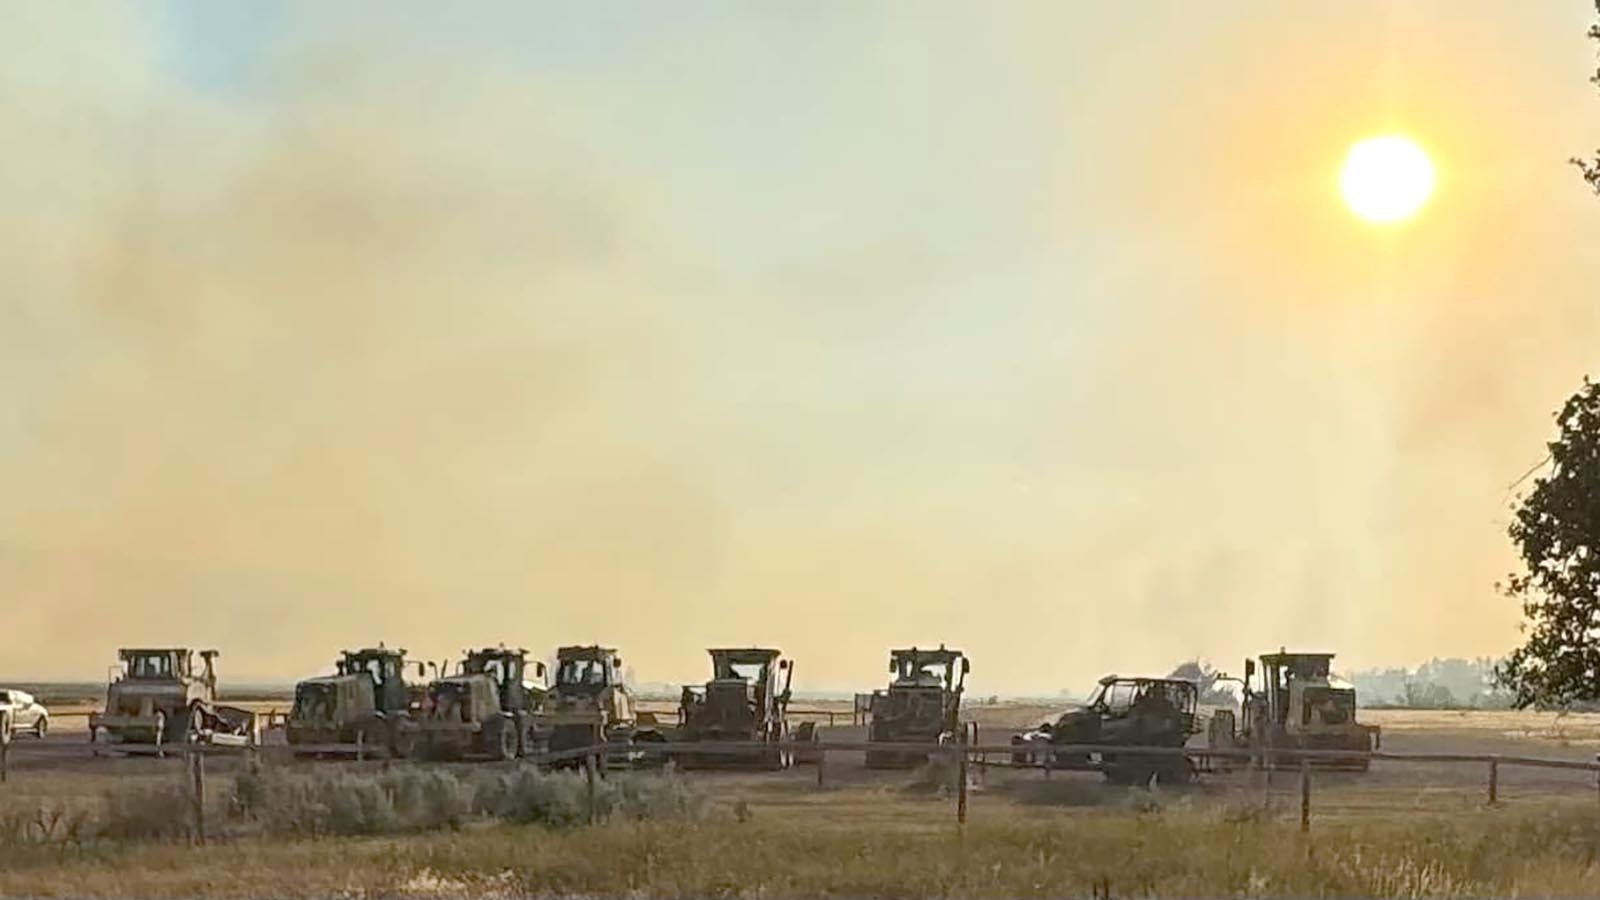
[336,646,412,715]
[119,648,216,687]
[888,645,968,691]
[706,648,789,718]
[461,646,546,715]
[554,646,620,698]
[105,648,219,715]
[1249,652,1358,737]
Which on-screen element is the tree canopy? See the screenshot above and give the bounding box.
[1496,381,1600,706]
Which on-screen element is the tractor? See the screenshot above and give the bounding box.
[1012,675,1200,784]
[1208,650,1378,770]
[418,646,546,761]
[866,645,968,768]
[89,648,255,749]
[678,647,815,769]
[287,645,423,758]
[543,645,666,767]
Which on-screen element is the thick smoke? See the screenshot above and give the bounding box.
[1,3,1596,692]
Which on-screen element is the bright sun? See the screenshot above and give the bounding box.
[1339,135,1435,224]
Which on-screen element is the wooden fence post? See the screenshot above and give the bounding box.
[190,749,207,846]
[956,737,969,826]
[1488,757,1498,805]
[585,749,598,826]
[1298,758,1310,834]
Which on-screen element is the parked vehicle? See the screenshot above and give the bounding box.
[1208,650,1378,770]
[866,645,968,768]
[543,645,665,767]
[418,646,545,761]
[288,645,423,758]
[0,689,49,739]
[678,647,815,769]
[1012,675,1200,784]
[89,648,255,747]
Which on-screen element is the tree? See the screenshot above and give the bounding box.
[1168,659,1238,706]
[1579,5,1600,194]
[1496,381,1600,706]
[1496,4,1600,709]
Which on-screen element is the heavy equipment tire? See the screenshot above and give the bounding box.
[390,721,417,760]
[358,720,387,758]
[489,719,517,762]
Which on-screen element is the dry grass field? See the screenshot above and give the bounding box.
[1,705,1599,896]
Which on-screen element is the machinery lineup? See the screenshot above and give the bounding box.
[81,644,1380,781]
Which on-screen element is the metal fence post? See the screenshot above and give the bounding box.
[1298,758,1310,834]
[1488,757,1498,805]
[585,749,598,826]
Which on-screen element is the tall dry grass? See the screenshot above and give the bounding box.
[1,779,1599,897]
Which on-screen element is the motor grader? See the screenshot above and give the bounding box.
[1012,675,1201,784]
[543,645,666,767]
[89,648,255,749]
[866,645,968,769]
[678,647,815,769]
[1207,650,1378,771]
[287,645,423,758]
[418,646,546,761]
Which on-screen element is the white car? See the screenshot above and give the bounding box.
[0,689,49,739]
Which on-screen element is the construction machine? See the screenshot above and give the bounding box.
[866,645,968,769]
[678,647,814,769]
[287,645,422,758]
[543,645,665,767]
[89,648,256,748]
[418,646,546,761]
[1012,675,1200,784]
[1207,650,1378,770]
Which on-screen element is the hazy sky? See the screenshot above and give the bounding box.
[2,2,1598,693]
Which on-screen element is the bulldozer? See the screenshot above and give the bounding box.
[678,647,814,769]
[543,645,666,767]
[1207,650,1378,771]
[866,645,968,769]
[89,648,255,748]
[287,645,423,758]
[418,646,546,761]
[1012,675,1201,784]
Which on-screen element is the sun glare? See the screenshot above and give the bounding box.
[1339,135,1435,224]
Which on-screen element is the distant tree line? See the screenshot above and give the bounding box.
[1350,658,1515,710]
[1164,657,1518,710]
